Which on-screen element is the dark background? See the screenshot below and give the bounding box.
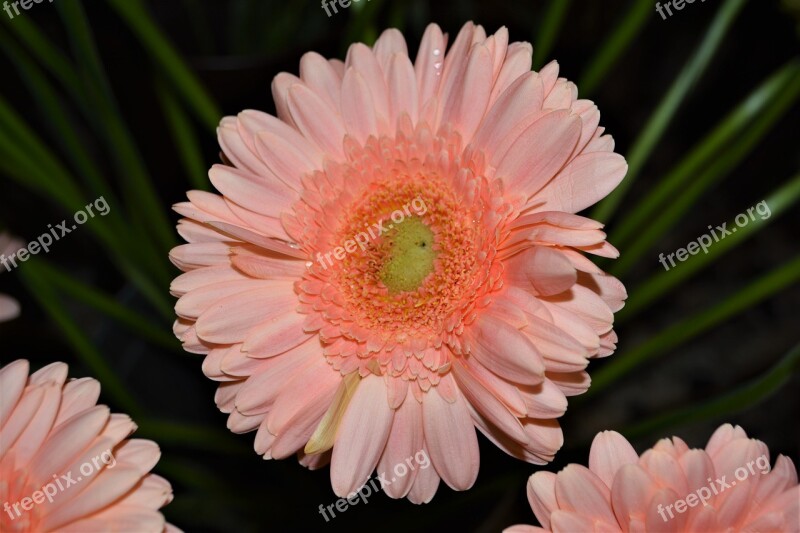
[1,0,799,531]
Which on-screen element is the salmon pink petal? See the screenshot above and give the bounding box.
[288,83,347,158]
[423,379,479,490]
[387,54,418,125]
[497,110,581,196]
[477,72,545,168]
[554,464,616,525]
[549,510,597,533]
[468,314,545,386]
[415,24,447,110]
[0,294,20,322]
[0,359,29,425]
[527,471,558,529]
[589,431,639,488]
[299,52,342,111]
[378,387,423,499]
[330,376,394,496]
[341,68,380,144]
[194,283,297,343]
[242,312,311,358]
[529,152,628,214]
[451,360,528,442]
[489,41,533,107]
[407,443,441,504]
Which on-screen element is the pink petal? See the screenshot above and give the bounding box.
[422,380,479,490]
[0,359,29,426]
[527,471,558,530]
[530,152,627,214]
[497,110,581,196]
[554,464,616,525]
[589,431,639,488]
[378,387,423,499]
[330,375,394,496]
[467,314,545,386]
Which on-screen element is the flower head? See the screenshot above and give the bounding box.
[509,424,800,532]
[0,360,175,532]
[171,22,627,502]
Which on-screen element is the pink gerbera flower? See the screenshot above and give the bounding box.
[170,22,627,502]
[508,424,800,532]
[0,360,176,532]
[0,233,22,322]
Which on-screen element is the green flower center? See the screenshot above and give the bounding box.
[380,217,437,293]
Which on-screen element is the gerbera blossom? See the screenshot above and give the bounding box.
[0,233,22,322]
[170,21,627,502]
[507,424,800,532]
[0,360,175,532]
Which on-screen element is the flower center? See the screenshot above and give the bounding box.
[293,126,516,381]
[379,217,437,293]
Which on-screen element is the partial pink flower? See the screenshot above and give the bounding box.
[171,22,627,502]
[0,360,176,532]
[0,233,23,322]
[508,424,800,532]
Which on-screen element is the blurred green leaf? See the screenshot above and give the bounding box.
[343,0,384,49]
[622,342,800,440]
[532,0,572,70]
[611,69,800,277]
[0,100,173,318]
[157,80,209,192]
[0,28,176,291]
[0,15,89,115]
[618,172,800,321]
[611,60,800,250]
[57,2,177,267]
[592,0,748,222]
[0,96,86,207]
[20,258,142,418]
[33,259,181,353]
[580,0,651,96]
[587,254,800,397]
[0,29,118,207]
[137,419,249,455]
[105,0,221,131]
